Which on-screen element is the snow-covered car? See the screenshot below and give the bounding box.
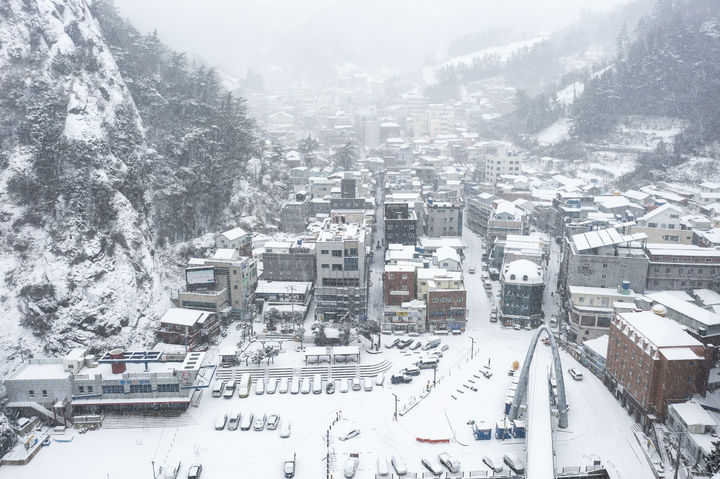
[301,377,311,394]
[568,368,584,381]
[266,378,278,394]
[391,374,412,384]
[240,412,254,431]
[290,377,300,394]
[252,413,267,431]
[227,412,241,431]
[421,458,444,476]
[401,367,421,376]
[255,379,265,395]
[469,267,476,274]
[283,451,296,478]
[266,414,280,430]
[344,455,359,478]
[441,344,449,352]
[503,453,525,474]
[483,455,503,473]
[339,429,360,441]
[352,378,361,391]
[326,381,335,394]
[391,456,407,476]
[410,341,423,350]
[279,421,291,438]
[187,464,202,479]
[375,373,385,386]
[223,380,235,398]
[377,456,390,477]
[339,378,349,393]
[214,413,227,431]
[278,378,289,394]
[364,377,373,391]
[385,339,400,349]
[438,452,460,473]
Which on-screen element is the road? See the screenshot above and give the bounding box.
[367,174,385,322]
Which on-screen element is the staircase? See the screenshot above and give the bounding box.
[7,401,67,425]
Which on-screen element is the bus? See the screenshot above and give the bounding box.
[237,374,251,398]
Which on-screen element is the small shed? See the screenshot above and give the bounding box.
[512,419,527,438]
[495,418,512,439]
[473,421,492,440]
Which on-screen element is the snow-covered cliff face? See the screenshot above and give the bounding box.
[0,0,164,377]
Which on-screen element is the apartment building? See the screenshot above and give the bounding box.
[465,192,497,235]
[214,226,252,256]
[630,204,693,244]
[383,264,416,306]
[606,311,708,424]
[261,240,316,282]
[385,202,417,246]
[476,142,522,184]
[487,200,527,245]
[424,200,463,237]
[566,284,637,342]
[314,219,368,321]
[644,243,720,291]
[500,259,544,328]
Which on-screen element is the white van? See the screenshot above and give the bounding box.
[376,457,390,477]
[312,374,323,394]
[211,380,225,398]
[390,456,407,476]
[503,453,525,474]
[255,378,266,395]
[290,377,300,394]
[301,377,311,394]
[363,377,373,391]
[223,380,235,398]
[266,378,278,394]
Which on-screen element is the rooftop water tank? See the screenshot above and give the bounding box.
[109,349,126,374]
[651,304,667,317]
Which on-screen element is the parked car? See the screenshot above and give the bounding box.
[469,267,476,274]
[163,460,182,479]
[278,377,289,394]
[441,344,449,352]
[410,341,423,350]
[240,412,254,431]
[253,413,267,431]
[266,378,278,394]
[339,429,360,441]
[223,380,236,398]
[352,378,362,391]
[483,455,503,473]
[401,367,421,376]
[490,314,498,323]
[438,452,460,473]
[227,412,241,431]
[363,377,373,391]
[339,378,349,393]
[187,464,202,479]
[313,374,323,394]
[326,381,335,394]
[255,379,265,395]
[375,373,385,386]
[267,414,280,430]
[385,339,400,349]
[301,377,311,394]
[391,374,412,384]
[211,381,225,398]
[283,451,296,478]
[377,456,390,477]
[391,455,407,476]
[503,453,525,474]
[421,458,444,476]
[214,414,227,431]
[416,357,439,369]
[279,421,291,438]
[290,377,300,394]
[568,368,583,381]
[344,455,359,478]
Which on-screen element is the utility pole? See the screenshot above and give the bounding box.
[469,336,475,359]
[392,393,398,421]
[151,460,156,479]
[433,366,437,387]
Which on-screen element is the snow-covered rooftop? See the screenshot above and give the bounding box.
[159,308,213,327]
[220,227,249,241]
[669,401,716,428]
[583,335,609,359]
[616,311,703,349]
[502,259,543,285]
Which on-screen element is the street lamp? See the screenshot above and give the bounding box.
[392,392,398,421]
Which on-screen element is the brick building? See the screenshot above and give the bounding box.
[606,311,709,425]
[383,264,416,306]
[426,289,467,332]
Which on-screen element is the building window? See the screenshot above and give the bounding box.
[102,385,124,394]
[388,274,395,280]
[130,384,153,394]
[690,360,696,366]
[457,297,463,302]
[321,250,329,255]
[688,376,694,383]
[157,383,180,393]
[332,264,342,271]
[432,297,439,303]
[42,390,48,398]
[29,390,35,398]
[402,274,408,280]
[322,264,329,269]
[401,285,408,291]
[79,386,85,394]
[332,250,342,257]
[87,386,93,393]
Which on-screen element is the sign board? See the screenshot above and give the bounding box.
[186,268,215,286]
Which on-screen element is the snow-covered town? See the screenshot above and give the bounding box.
[1,1,720,479]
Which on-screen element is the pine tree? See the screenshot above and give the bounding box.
[706,439,720,473]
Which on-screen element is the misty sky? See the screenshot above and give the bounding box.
[114,0,632,82]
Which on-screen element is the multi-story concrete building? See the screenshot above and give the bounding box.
[630,204,693,244]
[476,142,522,184]
[314,219,368,321]
[500,259,544,327]
[638,291,720,343]
[560,228,649,294]
[382,300,427,333]
[4,348,206,420]
[487,200,527,245]
[173,249,258,320]
[383,264,416,306]
[280,192,311,232]
[567,284,637,342]
[384,202,417,246]
[424,201,463,237]
[426,288,467,332]
[156,308,220,350]
[644,243,720,291]
[465,192,497,235]
[606,310,709,424]
[261,240,316,282]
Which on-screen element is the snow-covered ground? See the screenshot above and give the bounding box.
[443,36,549,68]
[1,230,655,479]
[536,118,572,145]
